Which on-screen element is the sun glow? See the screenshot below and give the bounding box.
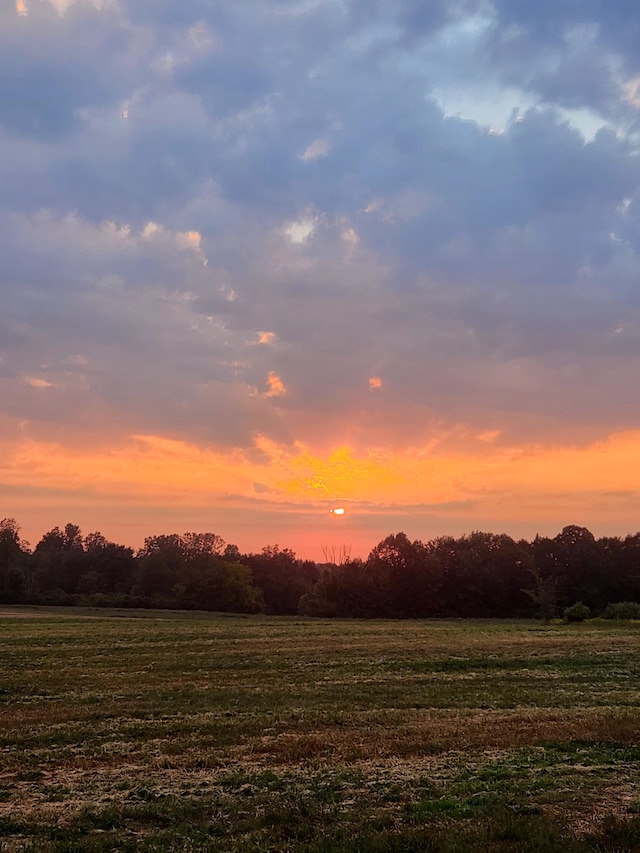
[5,418,640,559]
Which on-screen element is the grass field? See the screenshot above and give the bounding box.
[1,608,640,851]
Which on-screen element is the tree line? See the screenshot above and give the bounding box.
[1,518,639,619]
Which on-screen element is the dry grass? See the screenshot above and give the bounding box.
[1,609,640,850]
[238,707,640,765]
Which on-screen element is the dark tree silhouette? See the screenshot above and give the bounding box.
[367,533,440,617]
[0,518,28,602]
[246,546,318,614]
[3,517,640,618]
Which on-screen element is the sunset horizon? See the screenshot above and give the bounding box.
[3,0,640,562]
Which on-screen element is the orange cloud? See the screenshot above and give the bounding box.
[11,427,639,514]
[257,331,277,344]
[477,429,501,443]
[263,429,640,523]
[3,420,640,558]
[23,377,54,388]
[369,376,382,389]
[178,230,202,249]
[265,371,286,397]
[2,434,244,501]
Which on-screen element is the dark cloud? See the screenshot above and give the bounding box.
[483,1,640,119]
[0,2,133,139]
[2,0,640,458]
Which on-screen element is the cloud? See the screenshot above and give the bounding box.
[300,138,331,161]
[23,377,55,389]
[283,216,317,244]
[3,0,640,553]
[264,372,287,397]
[257,331,277,344]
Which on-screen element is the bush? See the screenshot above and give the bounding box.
[298,585,337,617]
[564,601,591,623]
[603,601,640,620]
[44,587,73,606]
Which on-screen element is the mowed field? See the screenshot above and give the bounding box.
[1,610,640,851]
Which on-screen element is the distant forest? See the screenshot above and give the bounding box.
[1,518,640,620]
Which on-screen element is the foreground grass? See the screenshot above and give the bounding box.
[1,609,640,850]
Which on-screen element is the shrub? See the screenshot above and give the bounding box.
[298,585,337,617]
[603,601,640,620]
[564,601,591,623]
[44,587,73,606]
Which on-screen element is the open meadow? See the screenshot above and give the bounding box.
[1,609,640,851]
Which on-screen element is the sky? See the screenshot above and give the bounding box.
[2,0,640,559]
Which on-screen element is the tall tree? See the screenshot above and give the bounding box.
[552,525,602,608]
[82,531,135,594]
[0,518,28,602]
[136,534,186,599]
[367,533,440,617]
[247,546,317,614]
[34,523,86,595]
